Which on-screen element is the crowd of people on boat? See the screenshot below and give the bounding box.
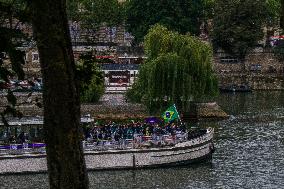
[1,120,208,149]
[82,121,204,148]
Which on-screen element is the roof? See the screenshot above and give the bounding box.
[100,63,140,71]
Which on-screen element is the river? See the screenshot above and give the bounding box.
[1,91,284,189]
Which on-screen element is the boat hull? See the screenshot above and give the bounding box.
[0,129,214,174]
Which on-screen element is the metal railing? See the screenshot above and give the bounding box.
[0,129,213,155]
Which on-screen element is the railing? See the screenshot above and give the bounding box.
[0,143,46,155]
[0,129,214,155]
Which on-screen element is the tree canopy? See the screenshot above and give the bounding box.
[0,0,29,81]
[125,0,211,43]
[76,53,105,103]
[211,0,271,59]
[126,24,218,113]
[0,0,30,122]
[67,0,125,29]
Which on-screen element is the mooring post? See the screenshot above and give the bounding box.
[132,154,136,168]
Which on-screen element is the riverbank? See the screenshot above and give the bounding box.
[0,93,228,120]
[218,73,284,90]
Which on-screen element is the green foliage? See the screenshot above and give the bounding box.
[67,0,126,31]
[80,75,105,103]
[0,0,29,80]
[0,0,29,124]
[81,0,125,26]
[125,0,210,43]
[66,0,82,21]
[211,0,269,59]
[76,53,105,103]
[126,24,218,113]
[266,0,281,25]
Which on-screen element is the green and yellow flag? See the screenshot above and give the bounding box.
[162,104,180,122]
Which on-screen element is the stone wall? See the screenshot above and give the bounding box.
[0,93,229,119]
[214,52,284,74]
[185,102,229,120]
[217,74,284,90]
[214,51,284,89]
[0,93,148,119]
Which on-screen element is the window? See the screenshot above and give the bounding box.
[32,52,39,63]
[220,56,239,64]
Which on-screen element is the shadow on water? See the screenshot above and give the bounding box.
[89,163,214,189]
[0,163,214,189]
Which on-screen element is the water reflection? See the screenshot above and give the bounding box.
[1,91,284,189]
[90,164,213,189]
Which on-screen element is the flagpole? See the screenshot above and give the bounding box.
[173,104,182,123]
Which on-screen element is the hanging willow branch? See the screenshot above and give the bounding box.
[126,24,218,113]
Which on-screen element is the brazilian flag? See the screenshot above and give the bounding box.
[162,104,180,123]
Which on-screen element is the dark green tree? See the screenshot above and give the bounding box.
[211,0,269,60]
[127,24,218,113]
[280,0,284,28]
[81,0,125,26]
[66,0,126,42]
[270,0,284,60]
[125,0,211,43]
[76,53,105,103]
[0,0,29,81]
[0,0,30,122]
[66,0,81,21]
[267,0,281,25]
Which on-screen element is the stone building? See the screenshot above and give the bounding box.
[214,49,284,90]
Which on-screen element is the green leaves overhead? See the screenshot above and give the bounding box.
[76,52,105,103]
[0,0,29,124]
[212,0,270,59]
[127,24,218,113]
[266,0,281,23]
[125,0,210,43]
[67,0,125,27]
[0,0,28,80]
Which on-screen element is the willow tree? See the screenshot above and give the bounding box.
[126,24,218,113]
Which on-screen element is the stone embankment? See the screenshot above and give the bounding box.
[185,102,229,120]
[214,52,284,90]
[0,93,148,119]
[0,93,228,120]
[218,74,284,90]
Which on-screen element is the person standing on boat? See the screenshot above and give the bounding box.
[17,131,26,143]
[170,122,177,143]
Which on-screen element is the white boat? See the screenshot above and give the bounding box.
[0,128,214,174]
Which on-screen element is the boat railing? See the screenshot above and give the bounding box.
[83,129,212,151]
[0,143,46,155]
[0,129,214,155]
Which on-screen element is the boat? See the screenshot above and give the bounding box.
[219,84,252,92]
[0,123,214,174]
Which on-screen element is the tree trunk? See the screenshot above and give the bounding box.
[30,1,89,188]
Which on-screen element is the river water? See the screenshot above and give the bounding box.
[1,91,284,189]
